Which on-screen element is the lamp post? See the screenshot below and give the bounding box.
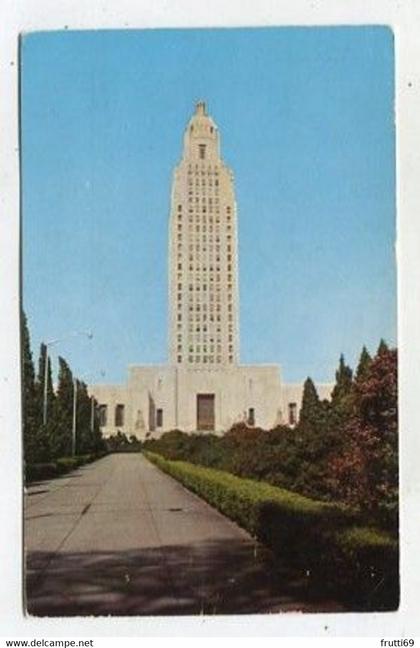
[42,330,93,426]
[90,394,95,433]
[72,377,78,457]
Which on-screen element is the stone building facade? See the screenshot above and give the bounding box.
[90,102,333,439]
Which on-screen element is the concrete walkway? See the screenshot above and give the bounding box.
[25,453,341,616]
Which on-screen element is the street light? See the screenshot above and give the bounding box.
[42,330,93,426]
[72,377,78,457]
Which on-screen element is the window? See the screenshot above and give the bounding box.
[99,404,107,427]
[199,144,206,159]
[288,402,298,426]
[247,408,255,426]
[156,409,163,428]
[115,404,125,427]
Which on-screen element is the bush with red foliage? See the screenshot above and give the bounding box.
[327,347,398,527]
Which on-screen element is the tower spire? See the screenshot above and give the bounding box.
[195,100,207,115]
[169,104,239,368]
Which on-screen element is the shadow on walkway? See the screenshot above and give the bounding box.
[26,539,344,616]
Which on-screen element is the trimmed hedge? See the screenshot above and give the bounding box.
[144,451,399,610]
[25,452,106,483]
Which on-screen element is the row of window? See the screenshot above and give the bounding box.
[180,343,234,353]
[179,291,232,300]
[182,318,232,328]
[177,213,232,224]
[178,243,232,254]
[99,403,125,428]
[187,198,223,207]
[177,313,233,322]
[177,264,233,272]
[177,331,233,341]
[184,303,234,311]
[181,207,222,216]
[186,164,218,173]
[185,234,233,244]
[181,285,234,293]
[187,179,219,187]
[187,195,220,203]
[178,223,232,235]
[176,278,233,286]
[178,276,233,288]
[182,338,234,347]
[176,249,232,263]
[98,402,298,428]
[181,355,234,364]
[181,232,229,242]
[184,323,233,333]
[178,305,233,315]
[181,255,231,264]
[177,203,231,213]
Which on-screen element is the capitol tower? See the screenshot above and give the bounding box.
[169,101,239,368]
[90,102,333,436]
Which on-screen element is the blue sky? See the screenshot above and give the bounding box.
[21,27,396,385]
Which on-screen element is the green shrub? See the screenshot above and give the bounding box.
[25,452,107,483]
[145,450,349,533]
[144,451,399,610]
[74,453,96,466]
[106,431,142,453]
[55,457,78,472]
[327,526,399,610]
[25,462,59,482]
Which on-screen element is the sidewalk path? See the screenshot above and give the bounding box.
[25,453,342,615]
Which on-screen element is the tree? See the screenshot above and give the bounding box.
[329,353,354,426]
[53,357,74,457]
[331,354,353,404]
[36,342,55,424]
[299,378,321,427]
[377,338,389,356]
[75,380,100,454]
[328,346,398,527]
[22,312,49,463]
[355,346,372,383]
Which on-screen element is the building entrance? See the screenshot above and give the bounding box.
[197,394,215,431]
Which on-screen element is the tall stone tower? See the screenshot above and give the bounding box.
[169,101,239,368]
[90,100,333,437]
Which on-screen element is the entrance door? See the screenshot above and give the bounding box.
[197,394,215,431]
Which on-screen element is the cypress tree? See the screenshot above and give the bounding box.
[54,356,74,457]
[331,354,353,404]
[91,396,106,454]
[21,311,44,463]
[36,342,55,423]
[377,338,389,356]
[75,380,94,454]
[355,345,372,382]
[299,377,321,427]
